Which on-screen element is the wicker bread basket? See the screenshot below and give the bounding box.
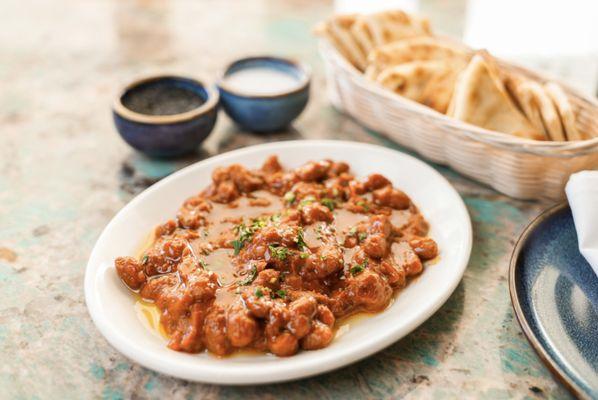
[318,39,598,201]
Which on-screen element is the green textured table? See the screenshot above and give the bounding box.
[0,1,576,398]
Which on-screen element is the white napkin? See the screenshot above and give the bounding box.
[565,170,598,277]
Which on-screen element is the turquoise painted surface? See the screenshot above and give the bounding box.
[0,0,574,399]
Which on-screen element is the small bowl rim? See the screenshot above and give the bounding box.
[113,74,219,125]
[217,55,311,99]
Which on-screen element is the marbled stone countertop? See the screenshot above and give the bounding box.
[0,0,578,398]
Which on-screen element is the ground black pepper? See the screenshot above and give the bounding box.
[122,83,205,116]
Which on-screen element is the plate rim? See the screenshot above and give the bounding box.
[509,201,591,399]
[85,139,472,384]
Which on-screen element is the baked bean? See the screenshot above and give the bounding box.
[372,186,410,209]
[301,322,334,350]
[203,307,232,356]
[364,173,391,191]
[268,331,299,356]
[296,160,331,182]
[409,237,438,260]
[115,257,145,290]
[227,304,258,347]
[300,203,333,224]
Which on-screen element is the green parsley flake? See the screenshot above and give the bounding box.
[236,223,253,243]
[274,289,287,299]
[356,200,369,211]
[300,252,309,259]
[358,232,367,241]
[350,259,368,276]
[255,287,264,298]
[299,196,316,207]
[295,228,307,250]
[284,191,296,204]
[141,255,149,265]
[238,265,257,285]
[232,239,243,255]
[251,217,267,230]
[348,227,357,236]
[268,244,289,260]
[233,219,268,255]
[321,198,336,211]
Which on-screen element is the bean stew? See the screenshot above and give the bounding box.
[115,156,438,357]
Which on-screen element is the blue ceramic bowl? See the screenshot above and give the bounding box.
[113,75,219,158]
[217,56,310,132]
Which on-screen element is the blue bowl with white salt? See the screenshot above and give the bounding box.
[217,56,310,133]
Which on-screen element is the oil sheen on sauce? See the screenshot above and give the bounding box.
[133,191,284,339]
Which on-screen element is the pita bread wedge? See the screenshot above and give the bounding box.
[350,10,432,57]
[376,59,467,113]
[448,54,545,140]
[314,15,368,71]
[504,74,546,136]
[544,82,588,141]
[365,36,471,80]
[527,81,566,141]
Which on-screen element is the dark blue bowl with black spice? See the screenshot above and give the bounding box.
[113,75,219,158]
[217,56,310,133]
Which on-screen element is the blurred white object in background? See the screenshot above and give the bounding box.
[566,171,598,277]
[463,0,598,95]
[334,0,419,14]
[332,0,598,96]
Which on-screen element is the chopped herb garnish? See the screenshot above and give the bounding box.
[350,259,368,276]
[270,214,281,223]
[255,287,264,298]
[358,232,367,241]
[315,225,324,240]
[350,265,364,275]
[232,220,265,255]
[300,252,309,259]
[284,191,296,204]
[232,239,243,255]
[294,227,307,250]
[251,217,267,230]
[274,289,287,299]
[141,255,149,265]
[236,223,254,243]
[268,244,289,260]
[348,227,357,236]
[299,196,315,207]
[321,198,335,211]
[356,200,369,211]
[238,265,257,285]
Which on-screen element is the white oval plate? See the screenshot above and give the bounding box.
[85,140,472,385]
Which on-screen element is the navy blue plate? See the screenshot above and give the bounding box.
[510,202,598,399]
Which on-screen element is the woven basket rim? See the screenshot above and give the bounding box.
[318,39,598,156]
